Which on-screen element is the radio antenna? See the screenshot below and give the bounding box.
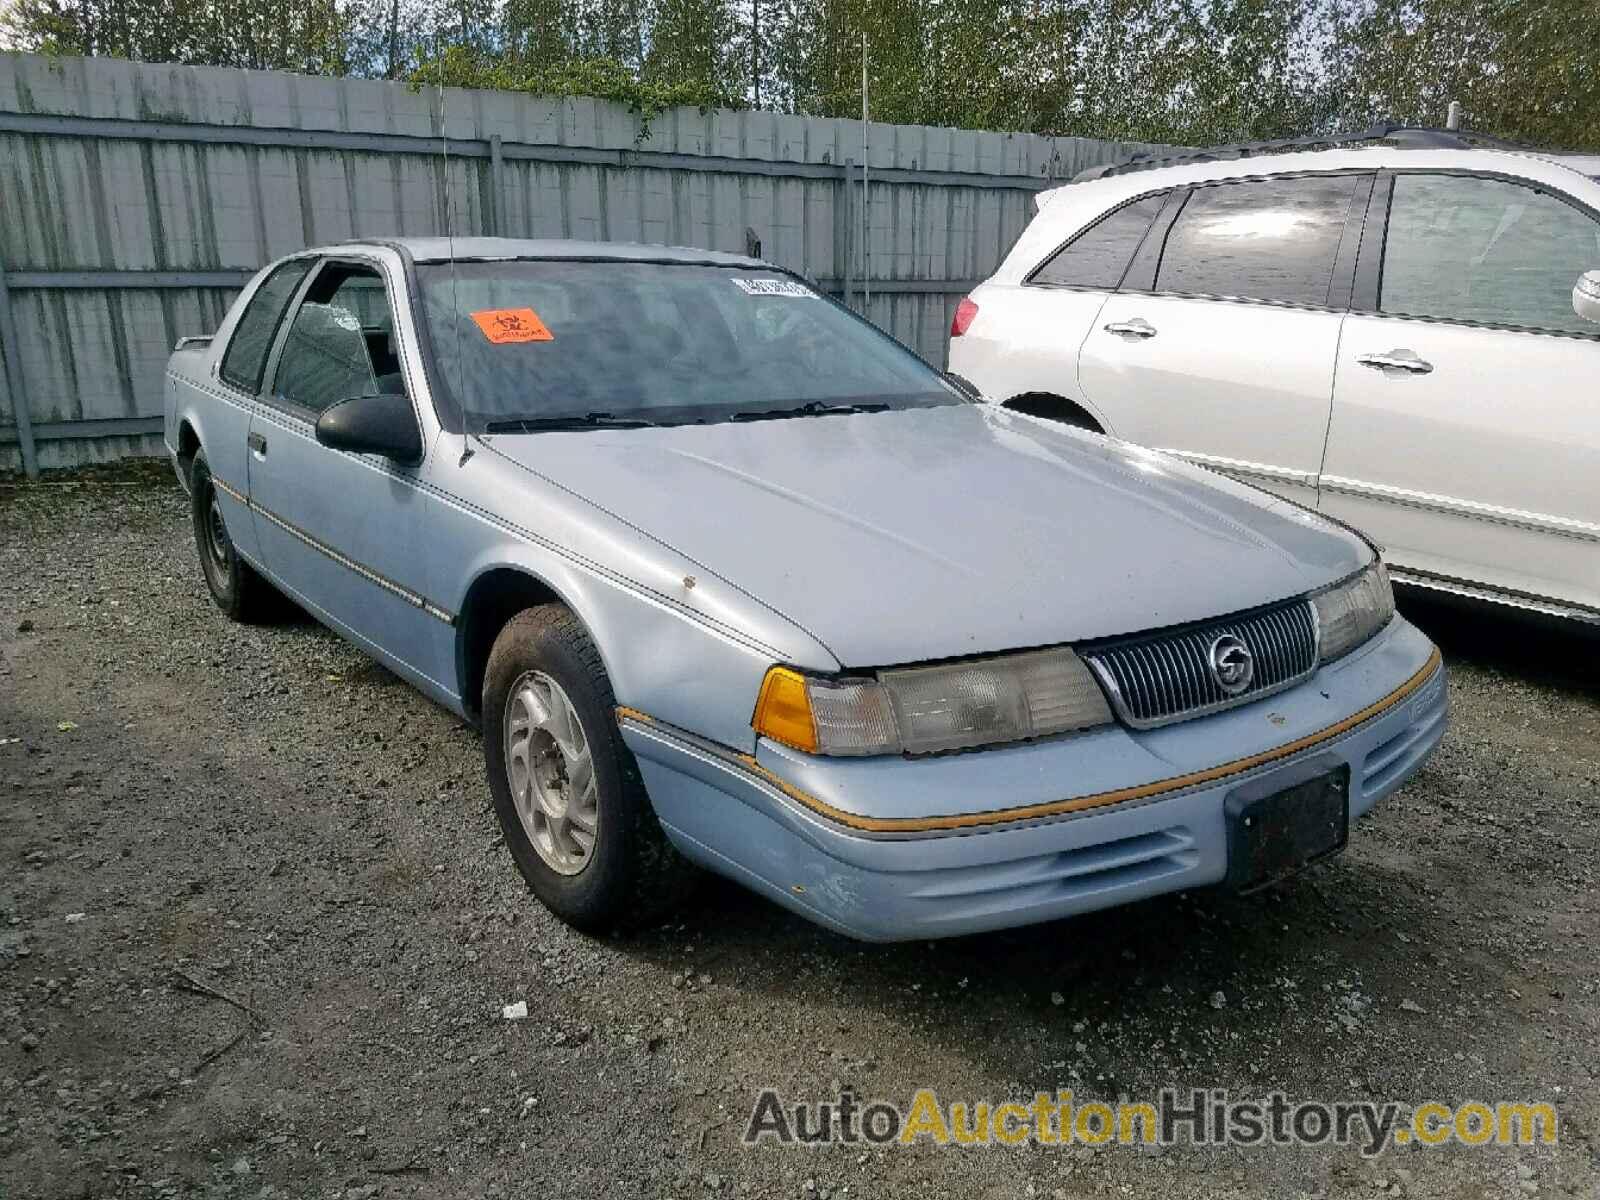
[861,31,870,311]
[433,48,472,463]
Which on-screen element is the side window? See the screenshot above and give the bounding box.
[1155,175,1362,306]
[272,265,404,414]
[1032,193,1166,289]
[1381,173,1600,335]
[218,260,311,393]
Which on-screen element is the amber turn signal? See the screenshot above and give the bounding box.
[751,666,819,754]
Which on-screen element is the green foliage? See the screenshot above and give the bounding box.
[2,0,359,74]
[409,44,743,135]
[1328,0,1600,150]
[645,0,742,101]
[3,0,1596,150]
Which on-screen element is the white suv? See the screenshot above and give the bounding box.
[949,131,1600,626]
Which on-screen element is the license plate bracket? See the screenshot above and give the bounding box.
[1224,756,1350,892]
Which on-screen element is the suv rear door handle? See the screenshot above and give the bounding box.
[1104,318,1157,339]
[1357,349,1433,375]
[247,431,268,456]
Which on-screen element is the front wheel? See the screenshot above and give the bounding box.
[482,605,696,932]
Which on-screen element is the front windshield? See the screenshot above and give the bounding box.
[417,259,963,429]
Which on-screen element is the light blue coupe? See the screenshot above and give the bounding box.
[164,238,1447,941]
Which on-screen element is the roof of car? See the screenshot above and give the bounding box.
[1044,144,1599,207]
[1555,154,1600,179]
[349,236,770,268]
[991,143,1600,288]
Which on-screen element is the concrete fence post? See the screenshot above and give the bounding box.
[0,266,39,478]
[489,133,506,236]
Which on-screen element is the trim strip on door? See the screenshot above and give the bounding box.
[1157,448,1318,491]
[209,475,456,625]
[211,475,249,506]
[1320,476,1600,543]
[1389,566,1600,625]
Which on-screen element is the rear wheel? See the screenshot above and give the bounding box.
[189,449,276,622]
[1006,393,1104,433]
[482,605,696,932]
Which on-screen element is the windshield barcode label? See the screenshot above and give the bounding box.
[731,278,815,298]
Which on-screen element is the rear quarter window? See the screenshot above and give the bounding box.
[1030,193,1166,289]
[219,260,312,394]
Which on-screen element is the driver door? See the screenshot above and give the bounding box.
[247,256,449,689]
[1320,171,1600,613]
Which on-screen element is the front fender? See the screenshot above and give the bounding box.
[433,439,838,752]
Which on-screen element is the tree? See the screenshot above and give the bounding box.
[2,0,358,73]
[645,0,739,97]
[3,0,1595,149]
[1329,0,1600,147]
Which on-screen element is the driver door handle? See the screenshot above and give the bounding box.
[1104,318,1157,339]
[1357,349,1433,375]
[247,431,268,456]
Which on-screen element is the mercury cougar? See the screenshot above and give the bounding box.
[163,238,1447,941]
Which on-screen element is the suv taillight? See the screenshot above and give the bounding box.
[950,296,979,337]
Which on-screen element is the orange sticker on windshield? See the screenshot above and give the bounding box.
[471,308,553,344]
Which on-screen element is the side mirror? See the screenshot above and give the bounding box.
[315,393,423,463]
[1574,270,1600,326]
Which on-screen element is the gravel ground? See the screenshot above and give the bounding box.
[1,462,1597,1200]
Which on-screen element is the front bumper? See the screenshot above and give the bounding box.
[621,617,1446,941]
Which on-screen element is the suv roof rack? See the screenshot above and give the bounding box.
[1073,122,1530,183]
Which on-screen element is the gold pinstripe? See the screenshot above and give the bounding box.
[205,475,455,626]
[615,647,1443,834]
[210,475,248,505]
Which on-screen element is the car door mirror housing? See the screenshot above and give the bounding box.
[315,393,423,463]
[1574,270,1600,326]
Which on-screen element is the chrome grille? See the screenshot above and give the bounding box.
[1083,600,1318,729]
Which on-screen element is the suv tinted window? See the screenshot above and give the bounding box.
[219,260,312,393]
[1155,175,1361,306]
[1381,173,1600,335]
[273,265,402,413]
[1032,193,1165,289]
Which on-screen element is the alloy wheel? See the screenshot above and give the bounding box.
[503,670,599,875]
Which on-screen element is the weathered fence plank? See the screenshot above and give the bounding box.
[0,51,1156,472]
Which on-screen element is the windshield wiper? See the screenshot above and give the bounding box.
[483,412,658,433]
[729,401,892,422]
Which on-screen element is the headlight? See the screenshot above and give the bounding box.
[752,647,1113,757]
[1313,560,1395,663]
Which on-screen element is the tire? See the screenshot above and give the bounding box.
[189,449,276,623]
[482,605,697,933]
[1007,394,1103,433]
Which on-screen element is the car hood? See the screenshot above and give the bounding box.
[482,404,1368,667]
